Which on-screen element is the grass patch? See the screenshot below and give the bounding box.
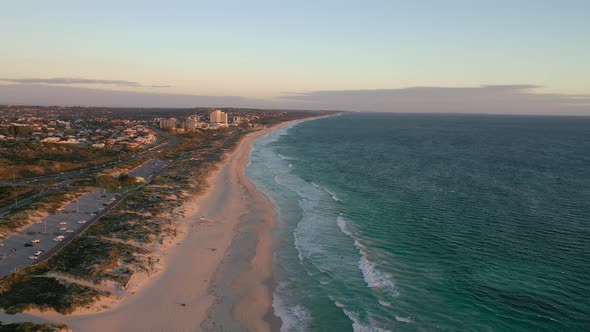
[0,322,69,332]
[0,274,106,314]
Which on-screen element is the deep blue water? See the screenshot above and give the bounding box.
[246,113,590,331]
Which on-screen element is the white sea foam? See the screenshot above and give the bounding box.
[337,216,399,297]
[273,285,311,332]
[328,295,346,308]
[358,248,399,297]
[274,175,283,185]
[337,214,353,237]
[378,300,393,308]
[343,309,391,332]
[395,315,414,323]
[311,182,341,202]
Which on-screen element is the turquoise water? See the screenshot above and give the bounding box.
[246,113,590,331]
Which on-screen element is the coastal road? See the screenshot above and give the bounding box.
[0,189,118,278]
[0,158,172,278]
[0,129,178,187]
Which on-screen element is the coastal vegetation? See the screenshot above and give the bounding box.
[0,261,105,315]
[0,141,123,181]
[0,322,69,332]
[0,189,87,238]
[0,111,323,318]
[74,173,141,192]
[48,236,147,284]
[0,186,38,208]
[0,126,251,314]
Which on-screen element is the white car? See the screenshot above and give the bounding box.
[59,221,67,225]
[59,227,67,231]
[77,220,87,224]
[28,255,38,260]
[34,250,44,256]
[30,239,41,244]
[53,237,63,242]
[66,229,75,233]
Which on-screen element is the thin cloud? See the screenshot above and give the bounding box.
[0,77,171,88]
[0,84,261,108]
[279,85,590,115]
[0,84,588,115]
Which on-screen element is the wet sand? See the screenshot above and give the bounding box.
[0,118,314,331]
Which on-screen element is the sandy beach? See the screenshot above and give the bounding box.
[0,118,312,331]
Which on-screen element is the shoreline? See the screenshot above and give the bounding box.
[0,116,324,331]
[200,119,306,332]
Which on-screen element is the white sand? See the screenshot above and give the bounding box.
[0,119,313,331]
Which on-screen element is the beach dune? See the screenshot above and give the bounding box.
[0,121,306,331]
[68,126,281,331]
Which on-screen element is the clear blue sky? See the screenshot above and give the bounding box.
[0,0,589,113]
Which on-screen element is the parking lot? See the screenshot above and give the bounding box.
[0,158,172,278]
[128,158,171,182]
[0,189,118,277]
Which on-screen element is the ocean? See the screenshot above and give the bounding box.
[246,113,590,331]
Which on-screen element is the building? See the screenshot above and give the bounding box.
[209,110,228,125]
[229,116,242,124]
[183,119,199,132]
[159,118,178,130]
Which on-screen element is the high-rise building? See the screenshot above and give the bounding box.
[188,115,200,122]
[183,119,198,131]
[159,118,177,129]
[209,110,228,125]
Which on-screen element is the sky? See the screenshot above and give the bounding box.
[1,0,589,114]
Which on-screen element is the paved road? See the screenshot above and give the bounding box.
[0,189,117,277]
[0,129,178,187]
[0,158,172,278]
[0,187,64,217]
[0,180,86,217]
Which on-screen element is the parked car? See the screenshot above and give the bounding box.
[59,221,67,225]
[24,243,33,247]
[28,255,38,260]
[53,237,63,242]
[30,239,41,244]
[34,250,44,256]
[77,220,87,224]
[66,229,75,233]
[59,227,67,231]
